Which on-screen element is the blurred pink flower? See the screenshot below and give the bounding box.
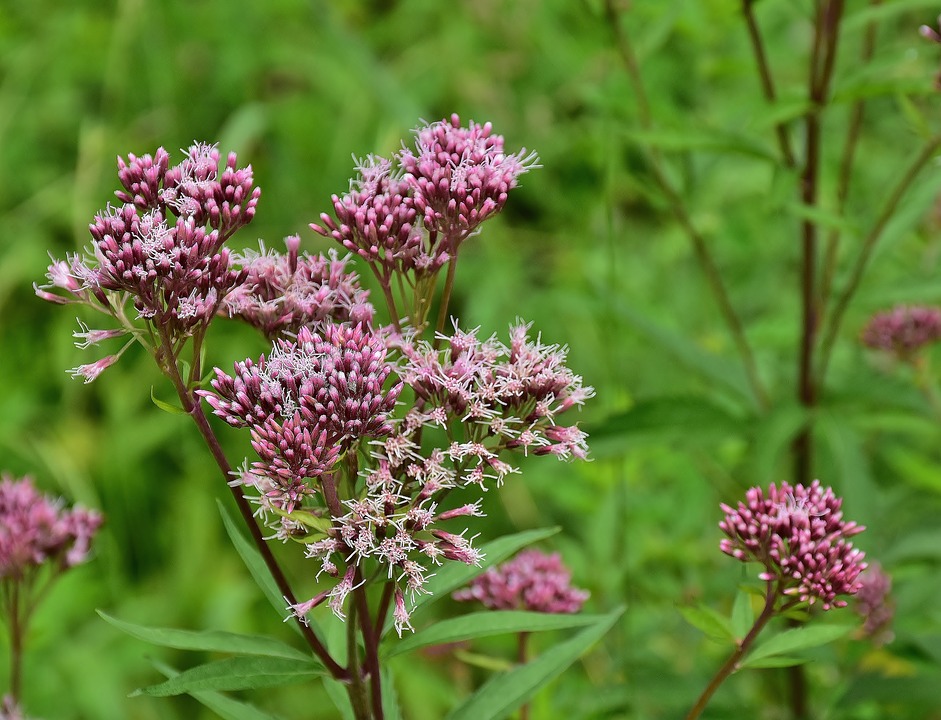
[0,474,102,581]
[860,305,941,359]
[720,480,866,609]
[453,549,589,614]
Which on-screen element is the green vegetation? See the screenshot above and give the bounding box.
[3,1,941,718]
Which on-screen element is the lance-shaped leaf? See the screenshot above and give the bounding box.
[132,656,325,697]
[98,610,310,661]
[444,606,623,720]
[383,611,602,659]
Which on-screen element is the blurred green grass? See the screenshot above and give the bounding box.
[3,0,941,718]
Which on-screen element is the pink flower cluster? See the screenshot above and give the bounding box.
[0,474,102,581]
[312,115,539,282]
[453,549,589,614]
[0,696,27,720]
[224,236,375,340]
[200,324,402,513]
[299,476,486,635]
[37,143,259,340]
[860,305,941,359]
[395,320,593,462]
[854,563,894,645]
[719,480,866,609]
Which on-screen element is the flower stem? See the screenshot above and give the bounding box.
[603,0,770,412]
[742,0,796,168]
[7,581,22,703]
[816,134,941,382]
[353,569,384,720]
[347,600,372,720]
[155,330,347,680]
[685,583,778,720]
[433,256,459,349]
[518,631,531,720]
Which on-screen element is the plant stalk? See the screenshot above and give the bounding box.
[156,332,347,680]
[604,0,770,411]
[685,583,778,720]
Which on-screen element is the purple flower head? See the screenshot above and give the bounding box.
[298,475,485,629]
[0,696,28,720]
[312,116,539,288]
[200,324,401,512]
[854,563,894,645]
[921,14,941,43]
[399,114,539,248]
[719,480,866,610]
[453,549,589,614]
[224,238,374,340]
[0,474,103,581]
[311,156,435,277]
[395,320,592,469]
[861,305,941,359]
[39,143,260,343]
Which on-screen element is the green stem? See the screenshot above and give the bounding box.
[685,582,778,720]
[816,134,941,382]
[818,0,881,312]
[604,0,770,412]
[433,256,460,349]
[8,580,22,703]
[742,0,796,168]
[518,631,531,720]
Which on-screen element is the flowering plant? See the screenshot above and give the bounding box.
[37,116,618,719]
[0,475,102,719]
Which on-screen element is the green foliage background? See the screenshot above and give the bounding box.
[2,0,941,717]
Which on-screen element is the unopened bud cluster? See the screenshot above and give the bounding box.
[454,549,589,614]
[719,480,866,610]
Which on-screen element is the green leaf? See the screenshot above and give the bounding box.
[151,386,186,415]
[444,607,623,720]
[741,655,807,669]
[677,605,734,643]
[730,590,754,642]
[883,529,941,563]
[97,610,310,661]
[151,659,283,720]
[741,624,855,668]
[747,401,808,484]
[589,396,746,445]
[322,677,355,720]
[844,0,940,32]
[453,650,515,672]
[406,527,561,621]
[381,667,403,720]
[217,500,289,620]
[383,611,602,659]
[611,300,756,409]
[132,656,325,697]
[622,127,776,161]
[784,202,858,235]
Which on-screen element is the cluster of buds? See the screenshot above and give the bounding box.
[34,143,263,382]
[224,237,374,341]
[312,115,539,323]
[200,324,402,513]
[454,549,589,614]
[0,696,27,720]
[719,480,866,609]
[853,563,895,645]
[860,305,941,360]
[0,474,102,581]
[395,320,593,463]
[37,143,259,339]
